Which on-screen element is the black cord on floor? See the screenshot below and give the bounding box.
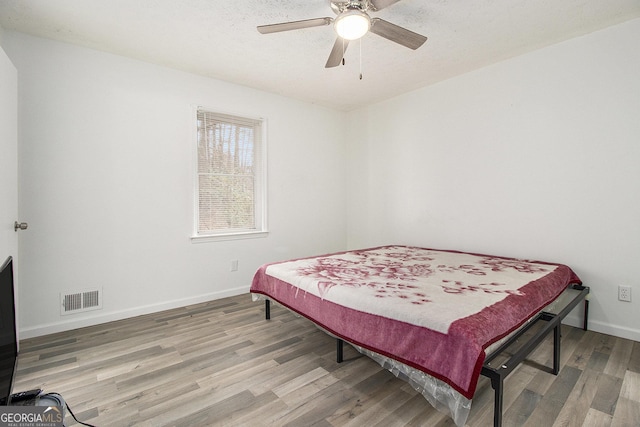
[65,401,96,427]
[45,393,97,427]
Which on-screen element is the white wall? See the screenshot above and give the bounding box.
[346,19,640,341]
[3,32,347,338]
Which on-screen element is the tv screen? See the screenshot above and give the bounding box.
[0,256,18,405]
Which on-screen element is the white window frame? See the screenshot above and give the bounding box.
[191,106,268,242]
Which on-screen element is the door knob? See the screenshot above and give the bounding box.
[14,221,28,232]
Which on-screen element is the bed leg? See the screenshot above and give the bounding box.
[336,339,344,363]
[491,376,504,427]
[553,324,561,375]
[265,300,270,320]
[583,299,589,331]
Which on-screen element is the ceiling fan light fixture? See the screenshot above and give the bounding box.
[334,9,371,40]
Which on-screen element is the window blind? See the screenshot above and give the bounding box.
[196,109,264,235]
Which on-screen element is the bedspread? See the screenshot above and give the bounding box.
[250,245,581,399]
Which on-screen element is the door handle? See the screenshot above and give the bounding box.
[14,221,28,232]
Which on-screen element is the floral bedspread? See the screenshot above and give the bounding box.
[250,245,581,399]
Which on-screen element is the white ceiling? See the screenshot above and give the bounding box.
[1,0,639,111]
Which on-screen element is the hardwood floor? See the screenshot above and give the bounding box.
[14,294,640,426]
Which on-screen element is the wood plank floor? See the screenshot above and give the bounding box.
[14,294,640,426]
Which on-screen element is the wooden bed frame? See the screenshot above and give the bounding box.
[261,283,589,427]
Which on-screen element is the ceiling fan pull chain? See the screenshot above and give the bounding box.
[342,37,346,66]
[359,38,363,80]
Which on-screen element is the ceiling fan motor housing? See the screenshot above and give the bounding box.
[331,0,371,15]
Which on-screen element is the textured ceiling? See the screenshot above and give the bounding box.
[1,0,639,110]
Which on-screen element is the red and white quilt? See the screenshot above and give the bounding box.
[250,245,581,399]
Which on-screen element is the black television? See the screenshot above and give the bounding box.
[0,256,18,405]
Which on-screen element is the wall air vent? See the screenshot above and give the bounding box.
[60,288,103,315]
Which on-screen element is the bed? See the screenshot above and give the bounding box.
[250,245,589,426]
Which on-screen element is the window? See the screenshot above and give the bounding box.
[194,108,267,240]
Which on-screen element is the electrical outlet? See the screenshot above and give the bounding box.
[230,260,239,272]
[618,285,631,302]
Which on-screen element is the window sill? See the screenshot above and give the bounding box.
[191,230,269,243]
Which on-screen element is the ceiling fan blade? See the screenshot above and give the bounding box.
[370,0,402,11]
[369,18,427,50]
[257,17,332,34]
[325,37,349,68]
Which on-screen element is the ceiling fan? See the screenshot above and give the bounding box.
[257,0,428,68]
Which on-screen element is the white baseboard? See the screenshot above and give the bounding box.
[19,286,250,339]
[563,314,640,342]
[583,319,640,343]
